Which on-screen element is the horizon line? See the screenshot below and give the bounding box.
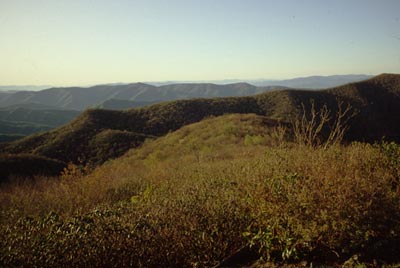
[0,73,378,88]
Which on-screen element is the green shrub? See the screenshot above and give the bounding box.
[1,115,400,267]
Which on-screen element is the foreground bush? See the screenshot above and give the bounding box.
[1,136,400,267]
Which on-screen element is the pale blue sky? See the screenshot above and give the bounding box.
[1,0,399,86]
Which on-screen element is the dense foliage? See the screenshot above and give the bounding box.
[1,114,399,267]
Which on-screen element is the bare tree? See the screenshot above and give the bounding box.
[293,99,356,148]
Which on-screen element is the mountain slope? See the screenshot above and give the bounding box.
[0,83,283,110]
[2,112,399,267]
[0,75,374,110]
[253,74,373,88]
[125,113,287,163]
[1,74,399,164]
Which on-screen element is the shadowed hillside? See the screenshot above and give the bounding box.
[328,73,400,141]
[0,154,66,184]
[1,74,399,165]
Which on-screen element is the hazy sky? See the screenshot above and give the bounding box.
[1,0,400,86]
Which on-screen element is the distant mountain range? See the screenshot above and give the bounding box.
[0,83,285,110]
[0,75,372,92]
[0,85,52,92]
[2,73,399,166]
[249,74,373,88]
[148,74,373,88]
[0,75,373,110]
[0,74,375,141]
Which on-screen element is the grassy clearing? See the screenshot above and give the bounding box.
[1,114,400,267]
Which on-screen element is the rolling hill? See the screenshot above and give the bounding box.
[1,74,399,165]
[0,75,373,111]
[1,75,400,267]
[0,83,283,110]
[124,113,288,163]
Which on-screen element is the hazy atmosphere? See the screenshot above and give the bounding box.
[1,0,399,86]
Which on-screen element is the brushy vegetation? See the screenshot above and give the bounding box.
[1,113,400,267]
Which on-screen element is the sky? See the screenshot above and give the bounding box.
[0,0,399,86]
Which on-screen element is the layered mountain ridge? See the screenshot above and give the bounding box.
[1,74,399,167]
